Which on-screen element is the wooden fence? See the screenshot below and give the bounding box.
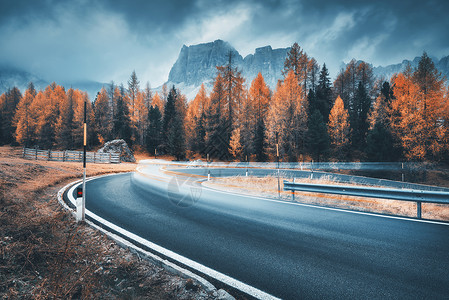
[23,148,121,164]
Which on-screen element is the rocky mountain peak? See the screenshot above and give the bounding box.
[168,39,243,86]
[166,40,289,98]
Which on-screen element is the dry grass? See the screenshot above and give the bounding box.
[0,146,216,299]
[204,175,449,221]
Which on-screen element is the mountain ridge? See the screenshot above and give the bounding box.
[165,39,290,99]
[0,66,106,100]
[1,41,448,101]
[165,40,449,100]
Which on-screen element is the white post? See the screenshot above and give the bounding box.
[207,153,210,181]
[402,163,405,182]
[76,187,83,222]
[79,99,87,222]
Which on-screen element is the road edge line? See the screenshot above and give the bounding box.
[58,176,281,300]
[199,179,449,226]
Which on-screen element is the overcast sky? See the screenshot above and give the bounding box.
[1,0,448,87]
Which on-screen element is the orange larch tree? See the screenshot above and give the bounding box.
[34,83,66,148]
[412,52,447,159]
[228,127,242,160]
[328,95,350,159]
[55,87,75,149]
[93,87,112,145]
[248,72,271,161]
[266,70,307,161]
[152,92,165,118]
[14,83,36,147]
[186,84,209,153]
[389,53,447,161]
[389,73,425,160]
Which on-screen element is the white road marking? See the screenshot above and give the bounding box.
[63,176,280,300]
[200,181,449,226]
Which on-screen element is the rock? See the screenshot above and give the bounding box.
[185,278,198,291]
[217,289,235,300]
[97,139,136,162]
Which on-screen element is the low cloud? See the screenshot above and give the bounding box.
[1,0,448,86]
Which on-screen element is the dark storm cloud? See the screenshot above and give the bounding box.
[0,0,448,85]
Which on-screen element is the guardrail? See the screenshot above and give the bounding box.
[179,160,429,171]
[23,147,121,163]
[283,180,449,219]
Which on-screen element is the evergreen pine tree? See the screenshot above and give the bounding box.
[0,87,22,145]
[351,82,371,150]
[162,87,186,159]
[307,110,329,161]
[162,86,177,152]
[145,105,162,155]
[315,63,333,122]
[254,118,267,161]
[205,74,228,160]
[193,111,207,155]
[366,122,397,161]
[113,86,132,145]
[167,112,186,160]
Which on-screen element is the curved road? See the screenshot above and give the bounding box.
[72,164,449,299]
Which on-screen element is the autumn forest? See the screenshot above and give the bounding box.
[1,43,448,162]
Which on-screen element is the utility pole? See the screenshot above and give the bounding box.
[276,132,280,199]
[207,153,210,181]
[81,98,87,222]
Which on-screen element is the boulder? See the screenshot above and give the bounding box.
[98,139,136,163]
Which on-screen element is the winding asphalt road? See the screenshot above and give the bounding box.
[71,163,449,299]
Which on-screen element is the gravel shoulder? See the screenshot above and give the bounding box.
[0,146,228,299]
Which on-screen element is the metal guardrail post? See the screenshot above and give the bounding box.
[283,180,449,220]
[292,178,295,202]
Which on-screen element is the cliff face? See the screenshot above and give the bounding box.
[168,40,243,86]
[167,40,289,93]
[242,46,289,88]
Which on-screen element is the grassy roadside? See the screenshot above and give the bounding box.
[203,175,449,221]
[0,146,216,299]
